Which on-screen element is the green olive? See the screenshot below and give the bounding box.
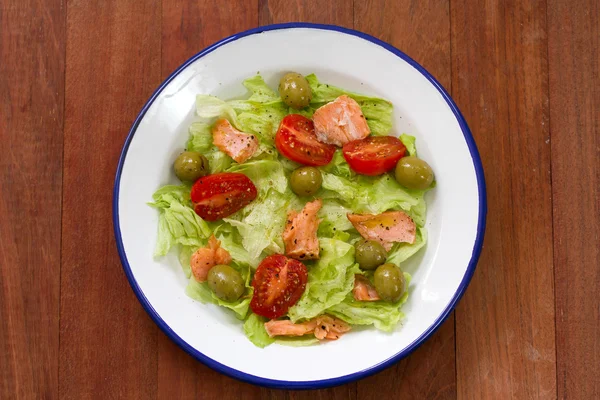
[278,72,312,109]
[290,166,322,196]
[207,264,245,302]
[374,263,406,302]
[355,240,387,270]
[174,151,209,182]
[394,156,434,190]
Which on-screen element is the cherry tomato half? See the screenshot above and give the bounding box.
[250,254,308,319]
[190,173,257,221]
[275,114,336,166]
[342,136,407,176]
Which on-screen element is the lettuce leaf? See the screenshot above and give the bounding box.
[327,273,411,331]
[226,76,288,143]
[387,227,427,265]
[225,159,287,195]
[276,337,320,347]
[240,75,279,103]
[224,189,291,263]
[148,185,211,257]
[195,95,239,127]
[320,173,427,226]
[178,245,196,278]
[243,313,275,348]
[317,201,355,238]
[400,133,417,156]
[287,239,360,322]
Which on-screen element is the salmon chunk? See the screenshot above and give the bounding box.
[190,235,232,282]
[353,275,380,301]
[264,315,351,341]
[282,199,322,260]
[312,95,371,146]
[347,211,416,251]
[212,119,259,163]
[264,319,317,337]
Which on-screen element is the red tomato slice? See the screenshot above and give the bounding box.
[342,136,407,176]
[275,114,336,166]
[250,254,308,319]
[190,173,257,221]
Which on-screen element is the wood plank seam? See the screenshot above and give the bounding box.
[544,1,560,399]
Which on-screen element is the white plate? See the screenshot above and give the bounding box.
[113,23,486,389]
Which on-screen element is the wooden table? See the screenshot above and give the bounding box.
[1,0,598,398]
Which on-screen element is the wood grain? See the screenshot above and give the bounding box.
[0,0,64,398]
[259,0,353,26]
[3,0,600,398]
[354,2,455,398]
[59,0,161,398]
[159,2,262,399]
[452,0,557,398]
[548,0,600,398]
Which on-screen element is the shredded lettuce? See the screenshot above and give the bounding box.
[276,337,320,347]
[287,239,360,322]
[151,74,431,347]
[317,201,355,238]
[225,159,287,195]
[328,273,411,331]
[320,173,427,226]
[177,245,196,278]
[387,228,428,265]
[195,95,239,127]
[148,185,211,257]
[219,76,288,143]
[400,133,417,156]
[224,189,291,262]
[243,313,275,348]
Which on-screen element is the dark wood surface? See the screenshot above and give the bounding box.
[1,0,598,398]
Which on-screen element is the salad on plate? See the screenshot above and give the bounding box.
[149,72,435,347]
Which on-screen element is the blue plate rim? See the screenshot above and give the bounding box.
[112,22,487,390]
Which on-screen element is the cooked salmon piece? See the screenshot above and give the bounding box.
[190,235,232,282]
[212,119,259,163]
[264,319,317,337]
[312,95,371,146]
[353,275,381,301]
[264,315,351,340]
[282,199,322,260]
[347,211,416,251]
[313,315,351,340]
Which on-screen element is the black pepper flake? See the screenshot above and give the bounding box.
[321,325,326,330]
